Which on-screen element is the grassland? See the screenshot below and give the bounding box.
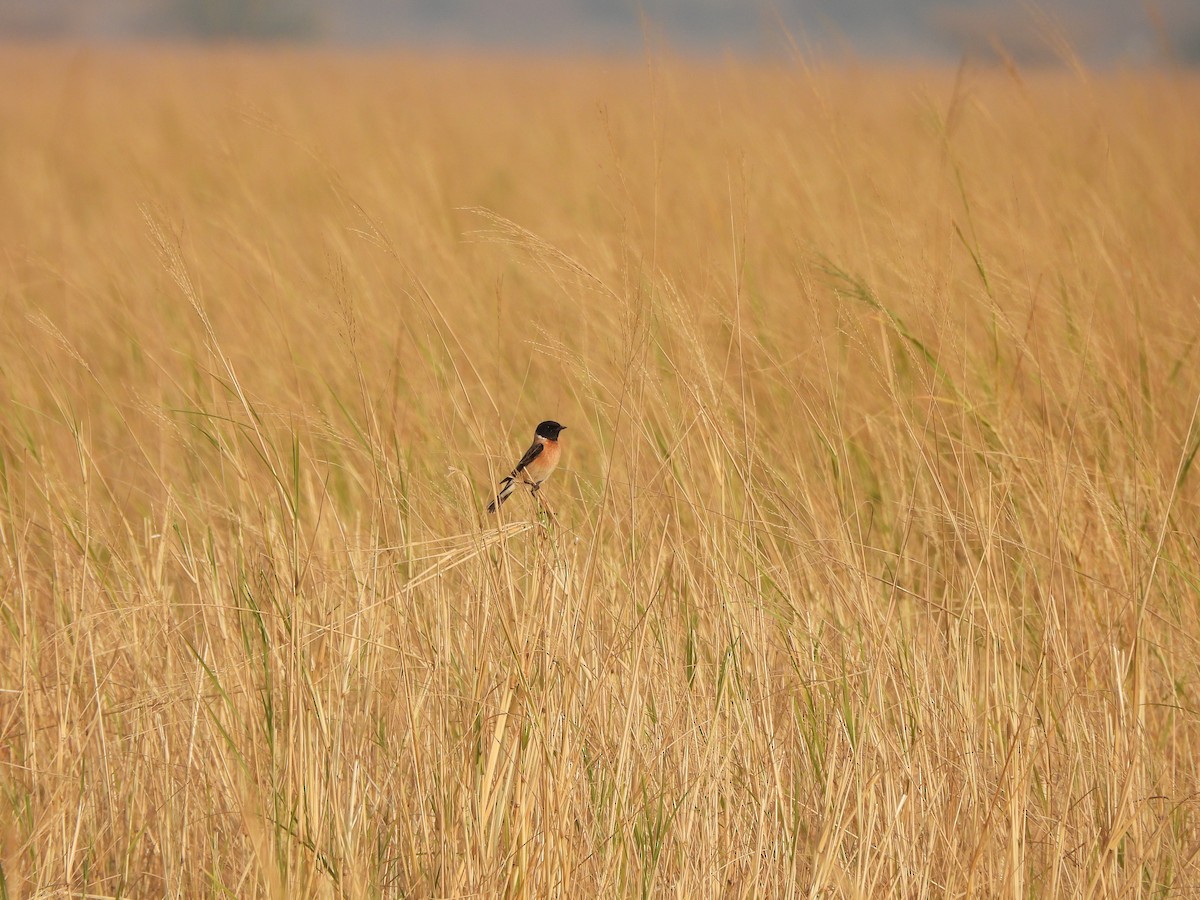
[0,44,1199,897]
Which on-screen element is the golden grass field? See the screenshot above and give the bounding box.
[1,44,1199,897]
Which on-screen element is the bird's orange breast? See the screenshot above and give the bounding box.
[524,439,560,483]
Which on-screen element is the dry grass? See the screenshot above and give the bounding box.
[1,44,1199,898]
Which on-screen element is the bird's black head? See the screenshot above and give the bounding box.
[535,420,566,440]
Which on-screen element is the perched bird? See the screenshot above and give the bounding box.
[487,420,567,513]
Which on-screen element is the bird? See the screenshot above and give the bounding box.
[487,420,567,513]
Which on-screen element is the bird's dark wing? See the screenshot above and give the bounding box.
[510,440,544,476]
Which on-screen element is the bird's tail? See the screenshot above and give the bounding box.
[487,476,517,514]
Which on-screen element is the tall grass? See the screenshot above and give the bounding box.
[1,45,1199,897]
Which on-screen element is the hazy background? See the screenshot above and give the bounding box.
[1,0,1198,64]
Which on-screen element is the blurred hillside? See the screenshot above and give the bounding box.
[0,0,1197,63]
